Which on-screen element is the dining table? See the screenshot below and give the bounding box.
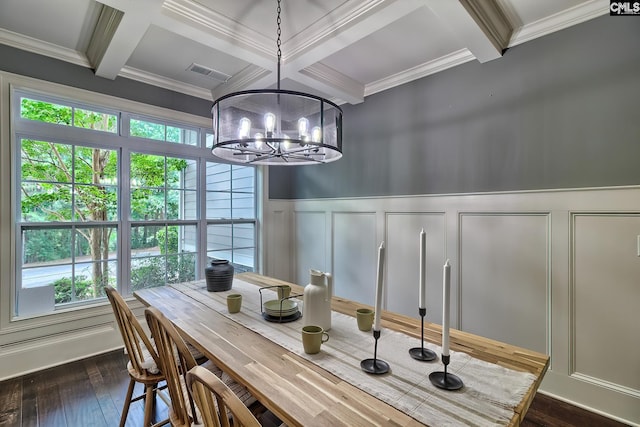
[134,272,549,427]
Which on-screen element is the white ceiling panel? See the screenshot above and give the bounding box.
[322,5,466,85]
[127,25,251,90]
[0,0,100,51]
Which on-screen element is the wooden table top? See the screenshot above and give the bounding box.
[134,272,549,427]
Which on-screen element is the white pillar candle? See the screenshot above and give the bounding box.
[442,259,451,356]
[419,229,426,309]
[373,241,385,331]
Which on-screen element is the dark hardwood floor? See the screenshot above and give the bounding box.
[0,350,631,426]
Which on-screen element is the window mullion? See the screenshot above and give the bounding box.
[199,158,208,280]
[120,146,132,295]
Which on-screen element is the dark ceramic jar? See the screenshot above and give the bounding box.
[205,259,234,292]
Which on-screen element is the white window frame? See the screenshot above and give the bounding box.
[8,82,260,320]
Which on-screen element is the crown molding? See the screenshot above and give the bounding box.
[509,0,608,47]
[210,64,271,100]
[163,0,272,58]
[298,63,364,104]
[0,28,91,68]
[119,66,213,100]
[364,49,475,97]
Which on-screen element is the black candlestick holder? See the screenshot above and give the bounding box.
[409,307,437,361]
[429,354,463,390]
[360,329,390,374]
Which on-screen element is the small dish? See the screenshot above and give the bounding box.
[262,311,301,323]
[264,299,298,316]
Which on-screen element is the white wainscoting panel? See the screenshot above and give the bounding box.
[386,213,446,320]
[459,213,550,354]
[572,213,640,395]
[332,212,377,305]
[293,211,327,286]
[264,208,290,281]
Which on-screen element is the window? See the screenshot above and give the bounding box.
[205,162,256,272]
[130,116,198,145]
[129,153,198,289]
[13,90,258,316]
[20,96,117,132]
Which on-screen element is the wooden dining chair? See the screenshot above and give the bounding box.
[105,286,168,427]
[144,306,262,427]
[187,365,261,427]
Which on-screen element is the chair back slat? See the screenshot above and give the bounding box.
[105,286,160,375]
[187,365,261,427]
[145,306,199,427]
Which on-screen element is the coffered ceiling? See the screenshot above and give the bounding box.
[0,0,608,105]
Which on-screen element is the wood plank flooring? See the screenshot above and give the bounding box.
[0,350,630,426]
[0,350,160,427]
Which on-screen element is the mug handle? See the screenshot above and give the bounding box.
[322,332,330,343]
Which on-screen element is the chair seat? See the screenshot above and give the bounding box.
[134,339,161,374]
[201,361,258,411]
[127,337,207,376]
[219,371,256,408]
[186,341,207,362]
[126,360,164,384]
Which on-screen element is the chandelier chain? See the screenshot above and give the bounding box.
[276,0,282,90]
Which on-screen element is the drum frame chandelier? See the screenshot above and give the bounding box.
[210,0,343,165]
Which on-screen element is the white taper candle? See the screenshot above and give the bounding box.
[419,229,426,309]
[442,259,451,357]
[373,241,385,331]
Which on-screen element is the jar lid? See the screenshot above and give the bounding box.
[211,259,229,265]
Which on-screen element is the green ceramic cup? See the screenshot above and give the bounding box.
[226,294,242,313]
[302,325,329,354]
[356,308,374,332]
[277,285,291,300]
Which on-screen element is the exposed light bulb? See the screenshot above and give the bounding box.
[264,112,276,137]
[238,117,251,139]
[254,133,264,150]
[311,126,321,143]
[283,134,291,151]
[298,117,309,137]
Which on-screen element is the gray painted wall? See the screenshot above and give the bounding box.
[0,44,212,117]
[269,15,640,199]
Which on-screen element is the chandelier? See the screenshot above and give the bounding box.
[211,0,343,165]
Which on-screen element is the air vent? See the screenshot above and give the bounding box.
[187,63,231,82]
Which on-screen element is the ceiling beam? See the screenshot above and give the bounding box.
[460,0,513,53]
[425,0,512,63]
[88,0,165,80]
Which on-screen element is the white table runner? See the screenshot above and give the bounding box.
[172,279,537,426]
